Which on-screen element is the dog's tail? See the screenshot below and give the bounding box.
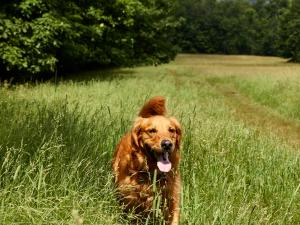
[138,96,166,118]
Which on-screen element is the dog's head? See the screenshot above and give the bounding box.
[131,97,181,173]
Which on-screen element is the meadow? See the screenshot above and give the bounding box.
[1,54,300,224]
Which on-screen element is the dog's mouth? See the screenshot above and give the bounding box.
[156,151,172,173]
[145,144,172,173]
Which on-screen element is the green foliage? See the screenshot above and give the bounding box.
[175,0,289,56]
[0,0,179,78]
[173,0,300,61]
[279,0,300,62]
[0,14,69,74]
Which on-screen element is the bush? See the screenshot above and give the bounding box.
[0,0,180,78]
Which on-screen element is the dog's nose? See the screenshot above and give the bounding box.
[161,140,173,150]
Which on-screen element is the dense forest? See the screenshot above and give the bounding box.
[0,0,300,78]
[175,0,299,61]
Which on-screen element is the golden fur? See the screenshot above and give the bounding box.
[112,96,182,225]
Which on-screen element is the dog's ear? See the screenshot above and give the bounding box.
[170,117,182,149]
[139,96,166,118]
[131,117,143,149]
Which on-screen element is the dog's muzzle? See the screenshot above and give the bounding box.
[161,139,173,152]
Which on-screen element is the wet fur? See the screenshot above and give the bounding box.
[112,96,181,225]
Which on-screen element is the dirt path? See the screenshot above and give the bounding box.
[208,81,300,149]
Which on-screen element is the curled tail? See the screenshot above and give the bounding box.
[138,96,166,118]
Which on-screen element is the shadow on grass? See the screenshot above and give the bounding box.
[60,68,137,83]
[1,67,137,86]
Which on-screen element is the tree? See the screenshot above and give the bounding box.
[174,0,289,56]
[254,0,289,55]
[0,0,180,78]
[279,0,300,61]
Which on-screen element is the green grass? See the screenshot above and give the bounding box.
[1,54,300,224]
[232,76,300,122]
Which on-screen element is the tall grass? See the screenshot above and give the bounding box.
[232,76,300,122]
[177,54,300,122]
[1,55,300,224]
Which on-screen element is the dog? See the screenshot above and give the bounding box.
[112,96,182,225]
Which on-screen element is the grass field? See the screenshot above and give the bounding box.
[1,54,300,224]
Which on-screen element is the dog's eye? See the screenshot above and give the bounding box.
[148,128,157,134]
[169,128,176,133]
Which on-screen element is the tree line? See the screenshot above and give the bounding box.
[0,0,179,78]
[0,0,300,78]
[175,0,300,61]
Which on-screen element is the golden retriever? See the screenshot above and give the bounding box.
[112,96,182,225]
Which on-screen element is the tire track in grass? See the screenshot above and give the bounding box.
[166,68,300,148]
[207,79,300,149]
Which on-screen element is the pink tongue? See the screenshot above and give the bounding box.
[157,152,172,173]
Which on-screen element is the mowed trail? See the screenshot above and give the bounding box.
[170,54,300,149]
[209,82,300,148]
